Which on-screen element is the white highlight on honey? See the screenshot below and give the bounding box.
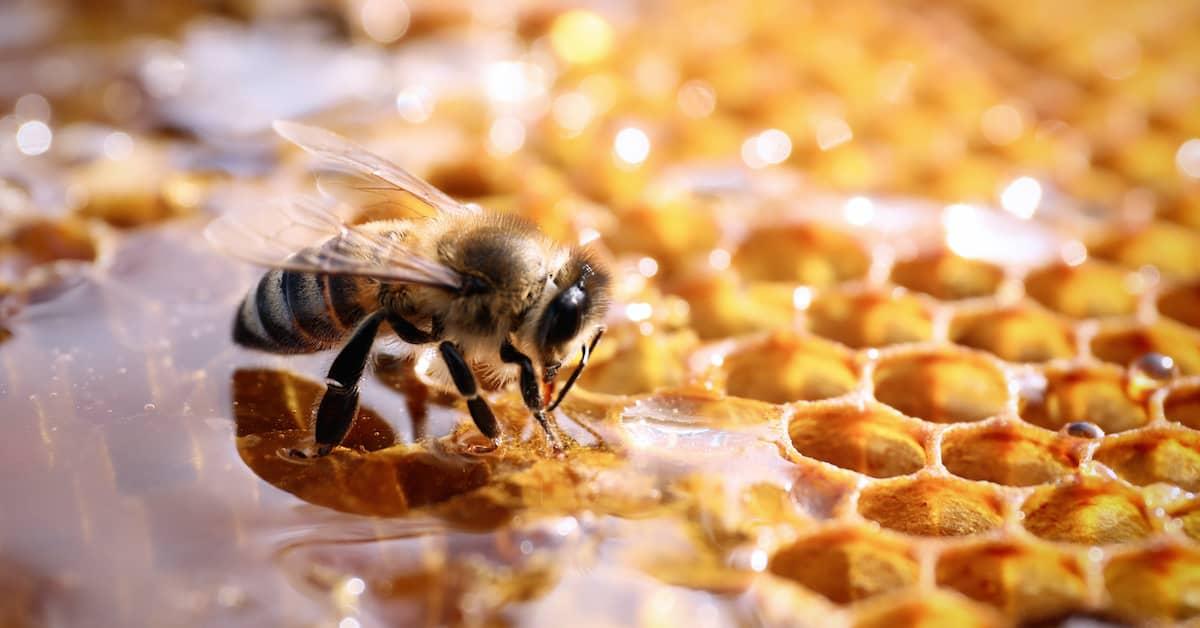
[637,257,659,277]
[552,91,595,134]
[140,53,187,98]
[749,549,768,572]
[707,248,731,270]
[1177,138,1200,179]
[487,117,526,156]
[815,115,853,151]
[343,577,366,596]
[614,127,650,166]
[360,0,410,44]
[981,103,1024,145]
[677,80,716,118]
[943,203,984,258]
[484,61,546,107]
[792,286,814,309]
[555,517,578,537]
[549,10,614,65]
[578,228,600,245]
[339,618,361,628]
[103,131,133,160]
[1061,240,1087,266]
[742,129,792,168]
[844,196,875,226]
[625,302,653,322]
[1000,176,1042,219]
[395,85,434,123]
[16,120,52,155]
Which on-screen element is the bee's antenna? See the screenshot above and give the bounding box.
[546,327,605,412]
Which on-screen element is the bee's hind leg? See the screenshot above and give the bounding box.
[300,311,385,458]
[439,341,500,440]
[499,341,562,450]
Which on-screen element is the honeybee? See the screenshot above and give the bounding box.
[206,121,610,456]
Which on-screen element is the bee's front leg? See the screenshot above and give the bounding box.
[499,341,561,450]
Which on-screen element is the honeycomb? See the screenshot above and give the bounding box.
[3,0,1200,627]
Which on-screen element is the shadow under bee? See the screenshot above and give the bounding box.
[229,368,636,526]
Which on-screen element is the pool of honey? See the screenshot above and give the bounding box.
[3,1,1200,626]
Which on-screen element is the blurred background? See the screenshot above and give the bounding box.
[3,0,1198,220]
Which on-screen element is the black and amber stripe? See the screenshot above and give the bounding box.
[232,269,375,354]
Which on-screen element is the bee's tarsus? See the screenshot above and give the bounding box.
[466,397,500,439]
[534,411,562,450]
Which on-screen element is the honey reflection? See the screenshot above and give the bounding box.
[232,369,491,517]
[230,369,638,527]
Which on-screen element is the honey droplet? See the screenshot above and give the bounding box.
[1127,352,1179,399]
[1064,421,1104,439]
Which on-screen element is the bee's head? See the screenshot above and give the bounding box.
[533,248,610,371]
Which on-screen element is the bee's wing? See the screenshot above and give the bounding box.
[273,120,478,221]
[205,195,463,289]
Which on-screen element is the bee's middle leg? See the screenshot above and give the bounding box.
[386,313,442,344]
[310,310,385,456]
[438,341,500,439]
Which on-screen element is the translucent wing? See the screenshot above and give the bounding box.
[205,195,463,289]
[273,120,477,220]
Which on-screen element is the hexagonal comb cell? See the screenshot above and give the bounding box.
[1168,498,1200,541]
[671,272,796,339]
[721,332,858,403]
[1091,221,1200,280]
[604,202,721,275]
[1023,261,1139,319]
[1105,545,1200,621]
[788,403,926,478]
[807,289,933,349]
[935,541,1089,622]
[768,526,919,604]
[948,305,1075,363]
[578,328,699,395]
[1093,427,1200,491]
[732,223,870,286]
[940,422,1080,486]
[1090,321,1200,375]
[1164,383,1200,429]
[889,251,1004,301]
[1020,478,1155,544]
[1019,365,1148,434]
[851,590,1004,628]
[858,476,1005,537]
[1157,281,1200,330]
[872,350,1009,424]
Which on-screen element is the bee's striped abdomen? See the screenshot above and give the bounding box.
[233,269,375,354]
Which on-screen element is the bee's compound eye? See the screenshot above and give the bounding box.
[540,284,586,349]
